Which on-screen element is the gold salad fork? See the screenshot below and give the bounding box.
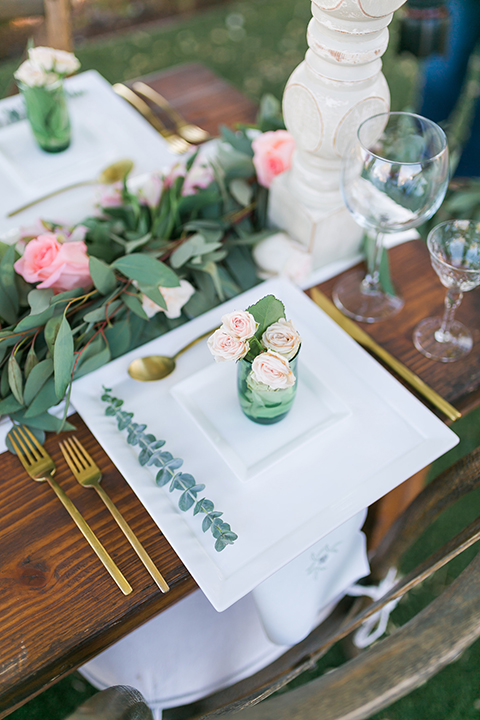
[112,83,191,154]
[132,81,211,144]
[59,437,169,593]
[8,425,132,595]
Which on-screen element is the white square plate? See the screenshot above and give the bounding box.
[171,353,351,482]
[71,278,458,611]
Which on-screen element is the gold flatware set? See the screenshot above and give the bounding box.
[8,424,169,595]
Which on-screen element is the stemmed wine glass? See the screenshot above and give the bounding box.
[413,220,480,362]
[333,112,449,323]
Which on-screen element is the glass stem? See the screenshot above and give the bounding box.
[436,287,463,342]
[361,232,384,294]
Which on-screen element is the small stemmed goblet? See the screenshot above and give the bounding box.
[334,112,449,323]
[413,220,480,362]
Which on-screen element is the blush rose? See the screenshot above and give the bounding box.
[14,233,92,293]
[207,328,249,362]
[221,310,257,339]
[251,350,295,389]
[252,130,295,188]
[262,318,301,360]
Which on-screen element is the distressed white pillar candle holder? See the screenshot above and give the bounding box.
[268,0,408,270]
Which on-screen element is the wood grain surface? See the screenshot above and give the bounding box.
[1,63,480,718]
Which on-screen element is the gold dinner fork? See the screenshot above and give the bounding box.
[112,83,191,154]
[8,425,132,595]
[132,81,211,144]
[59,437,170,593]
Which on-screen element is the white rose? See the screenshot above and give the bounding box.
[251,350,295,389]
[262,318,301,360]
[221,310,257,339]
[28,47,80,75]
[141,279,195,319]
[14,60,56,87]
[207,328,249,362]
[28,47,56,71]
[253,232,312,286]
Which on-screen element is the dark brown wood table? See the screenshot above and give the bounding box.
[1,63,480,718]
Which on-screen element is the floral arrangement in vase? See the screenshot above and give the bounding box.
[14,46,81,152]
[207,294,301,424]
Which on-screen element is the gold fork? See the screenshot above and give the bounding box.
[59,437,170,593]
[132,81,211,144]
[8,425,132,595]
[112,83,191,154]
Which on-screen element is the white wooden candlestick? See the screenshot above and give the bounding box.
[268,0,407,270]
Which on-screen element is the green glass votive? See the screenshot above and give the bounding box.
[19,80,71,153]
[237,353,299,425]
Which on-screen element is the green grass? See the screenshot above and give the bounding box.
[2,2,480,718]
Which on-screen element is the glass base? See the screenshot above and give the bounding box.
[332,269,404,323]
[413,317,473,362]
[39,139,71,153]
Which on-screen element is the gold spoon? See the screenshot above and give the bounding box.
[128,328,216,382]
[7,159,134,217]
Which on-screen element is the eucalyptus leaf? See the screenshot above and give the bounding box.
[136,283,167,310]
[0,245,19,315]
[24,377,59,417]
[24,358,54,406]
[53,316,74,399]
[89,256,117,295]
[229,178,253,207]
[24,345,39,378]
[28,289,54,315]
[121,291,149,319]
[0,394,23,415]
[113,254,180,288]
[44,315,63,354]
[8,354,24,405]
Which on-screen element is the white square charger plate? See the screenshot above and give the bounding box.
[71,278,458,611]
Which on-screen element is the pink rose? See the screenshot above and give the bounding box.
[14,233,92,293]
[251,350,295,389]
[262,318,301,360]
[207,328,249,362]
[221,310,257,339]
[252,130,295,188]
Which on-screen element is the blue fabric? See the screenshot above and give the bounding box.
[418,0,480,176]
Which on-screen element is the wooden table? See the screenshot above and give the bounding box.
[1,63,479,719]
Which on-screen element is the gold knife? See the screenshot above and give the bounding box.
[310,287,461,422]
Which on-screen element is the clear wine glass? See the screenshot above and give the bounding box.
[333,111,449,323]
[413,220,480,362]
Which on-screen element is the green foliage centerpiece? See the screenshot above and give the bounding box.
[207,294,301,424]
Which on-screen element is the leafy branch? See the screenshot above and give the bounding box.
[101,387,238,552]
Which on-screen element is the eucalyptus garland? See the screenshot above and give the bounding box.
[0,96,286,434]
[101,387,238,552]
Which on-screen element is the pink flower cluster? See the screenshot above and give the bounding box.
[207,310,257,362]
[14,232,92,293]
[207,308,301,390]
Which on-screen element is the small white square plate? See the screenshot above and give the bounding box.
[71,278,459,611]
[171,351,351,482]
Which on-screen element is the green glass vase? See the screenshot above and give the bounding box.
[19,80,71,153]
[237,353,299,425]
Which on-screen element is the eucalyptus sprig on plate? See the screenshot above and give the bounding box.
[101,387,238,552]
